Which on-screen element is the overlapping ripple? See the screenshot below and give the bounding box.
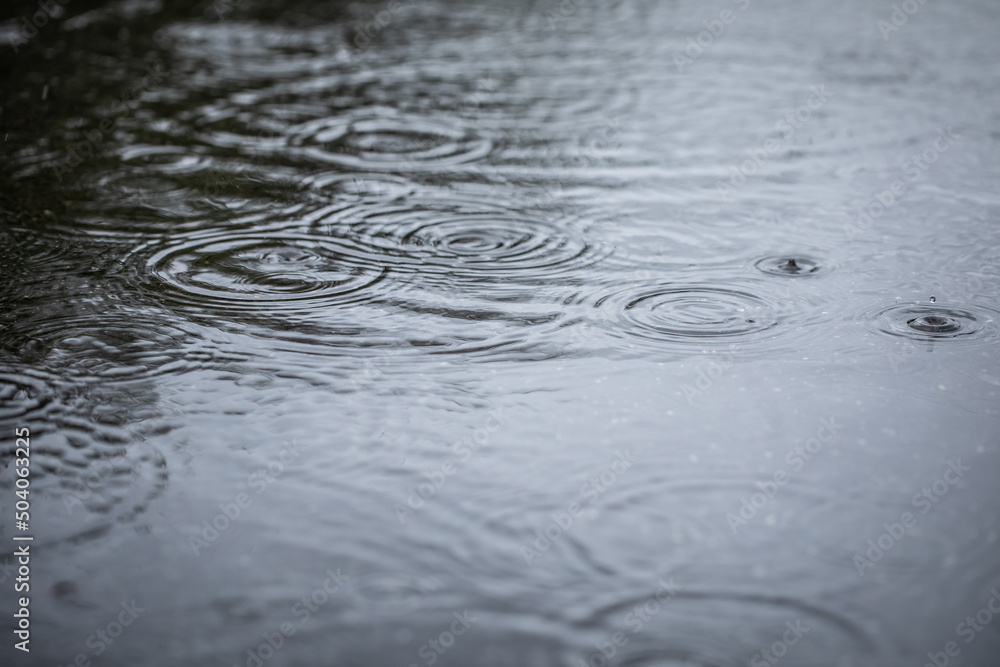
[0,371,171,535]
[0,371,54,423]
[287,110,493,170]
[303,172,419,202]
[316,196,609,284]
[6,311,201,384]
[574,586,884,667]
[134,228,391,314]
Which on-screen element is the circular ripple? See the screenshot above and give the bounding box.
[601,286,778,343]
[754,255,823,277]
[0,372,54,422]
[11,313,200,384]
[578,587,883,667]
[326,198,608,283]
[190,102,319,152]
[867,303,996,342]
[303,172,418,202]
[0,374,171,537]
[119,145,213,175]
[907,314,961,334]
[138,230,389,313]
[402,216,574,267]
[287,113,492,170]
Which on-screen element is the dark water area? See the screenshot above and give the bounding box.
[1,0,1000,665]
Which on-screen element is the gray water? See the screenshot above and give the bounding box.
[2,0,1000,665]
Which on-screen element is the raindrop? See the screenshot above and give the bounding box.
[754,255,822,277]
[866,303,997,341]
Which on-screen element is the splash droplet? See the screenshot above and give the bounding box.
[754,255,822,277]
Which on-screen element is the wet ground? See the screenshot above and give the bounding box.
[1,0,1000,665]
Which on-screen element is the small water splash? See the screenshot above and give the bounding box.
[754,255,823,277]
[907,313,961,334]
[866,303,997,342]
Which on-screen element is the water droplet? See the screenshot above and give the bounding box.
[754,255,822,277]
[908,314,961,334]
[929,295,936,303]
[867,303,996,341]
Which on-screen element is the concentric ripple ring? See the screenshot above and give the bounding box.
[600,286,779,343]
[140,230,389,313]
[754,254,823,277]
[318,198,608,282]
[287,114,492,170]
[867,303,996,342]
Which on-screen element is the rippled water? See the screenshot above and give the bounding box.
[2,0,1000,665]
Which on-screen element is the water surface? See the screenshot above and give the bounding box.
[1,1,1000,665]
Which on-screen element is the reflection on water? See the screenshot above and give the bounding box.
[1,0,1000,665]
